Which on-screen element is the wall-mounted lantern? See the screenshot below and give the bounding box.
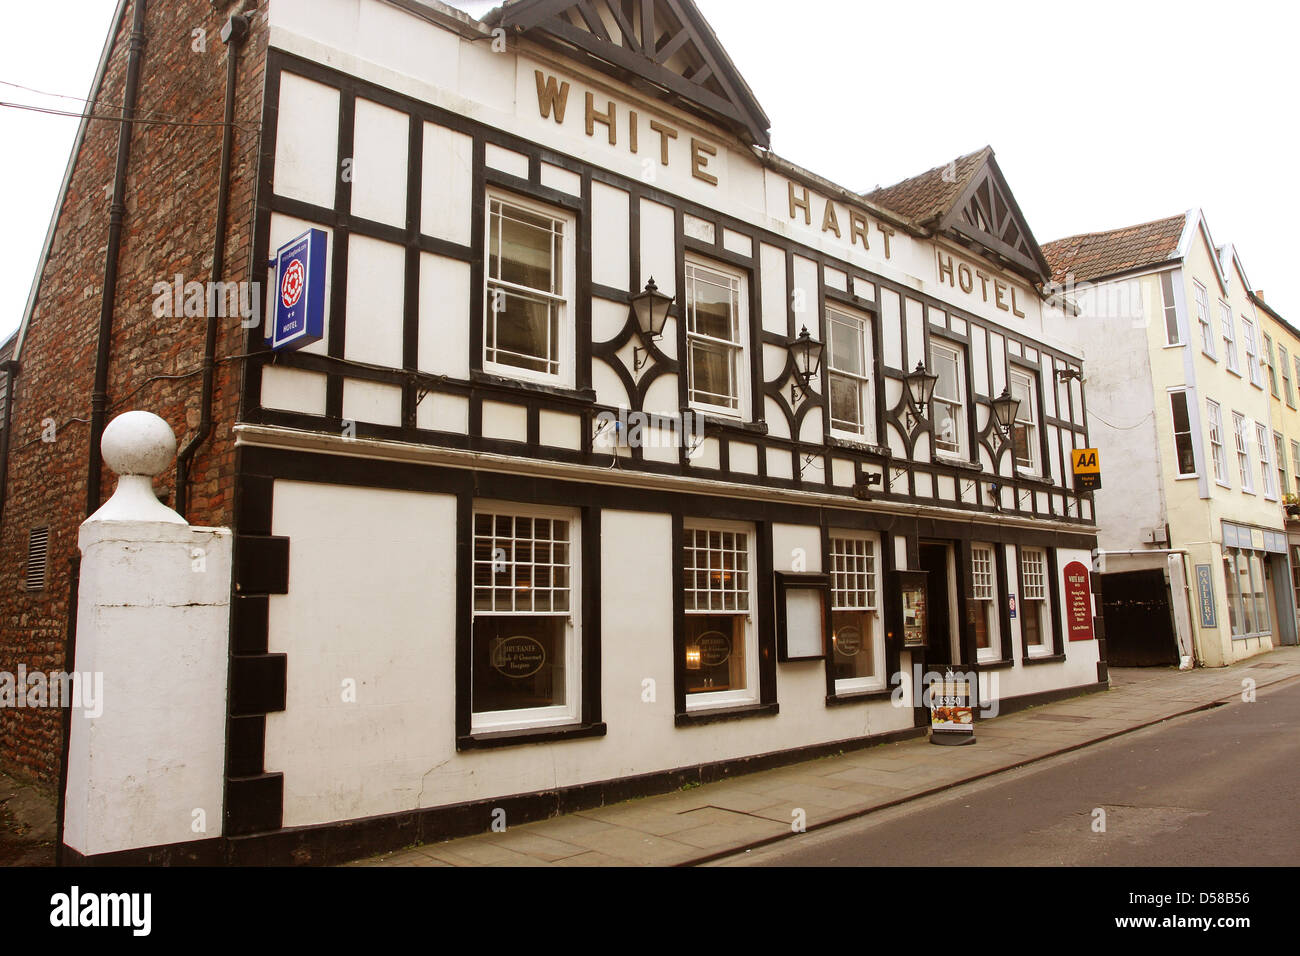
[990,385,1021,463]
[631,277,674,371]
[904,361,939,415]
[788,325,825,406]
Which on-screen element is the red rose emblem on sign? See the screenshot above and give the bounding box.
[281,258,305,309]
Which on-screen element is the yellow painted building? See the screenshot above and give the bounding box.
[1253,290,1300,629]
[1044,210,1297,667]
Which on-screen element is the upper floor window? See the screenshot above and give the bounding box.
[1010,369,1038,473]
[1276,432,1289,499]
[1290,439,1300,495]
[930,340,967,460]
[827,306,875,442]
[1193,280,1214,358]
[1264,333,1279,397]
[1159,272,1180,346]
[1169,390,1196,477]
[1257,422,1277,499]
[484,193,574,386]
[685,258,748,419]
[1282,344,1295,407]
[1241,316,1262,388]
[1206,399,1230,487]
[1233,412,1254,493]
[1221,301,1239,372]
[829,533,884,694]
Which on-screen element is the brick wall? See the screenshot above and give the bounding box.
[0,0,268,782]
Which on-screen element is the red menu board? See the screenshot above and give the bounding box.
[1063,560,1094,641]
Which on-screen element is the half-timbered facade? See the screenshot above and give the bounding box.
[225,0,1102,848]
[2,0,1104,863]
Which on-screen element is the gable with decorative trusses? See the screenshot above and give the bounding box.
[867,147,1051,285]
[488,0,772,148]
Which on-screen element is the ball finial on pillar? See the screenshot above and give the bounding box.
[89,411,187,524]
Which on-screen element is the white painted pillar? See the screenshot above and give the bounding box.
[63,411,231,858]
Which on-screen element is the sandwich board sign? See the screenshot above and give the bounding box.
[1071,448,1101,490]
[271,228,327,351]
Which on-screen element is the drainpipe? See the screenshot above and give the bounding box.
[86,0,146,517]
[175,13,248,520]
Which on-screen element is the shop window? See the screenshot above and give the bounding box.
[930,340,967,459]
[1193,280,1214,358]
[828,533,884,693]
[1169,390,1196,477]
[827,306,875,442]
[1220,302,1239,372]
[1159,272,1180,346]
[1206,400,1229,486]
[1223,549,1272,640]
[970,544,1001,661]
[1021,547,1052,656]
[685,258,749,419]
[471,505,580,732]
[1010,369,1038,473]
[1291,546,1300,623]
[484,192,574,386]
[682,521,757,708]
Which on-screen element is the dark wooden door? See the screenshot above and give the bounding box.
[1099,569,1179,666]
[919,543,952,666]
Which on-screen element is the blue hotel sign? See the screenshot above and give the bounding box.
[272,229,327,351]
[1194,564,1217,629]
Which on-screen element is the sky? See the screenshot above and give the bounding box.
[1,0,1297,343]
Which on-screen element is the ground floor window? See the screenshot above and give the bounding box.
[971,543,1002,661]
[683,521,757,708]
[1021,546,1052,656]
[829,532,884,693]
[1222,548,1272,640]
[471,504,579,731]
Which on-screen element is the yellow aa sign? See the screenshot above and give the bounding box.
[1071,449,1100,474]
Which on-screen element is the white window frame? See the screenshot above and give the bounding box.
[470,501,581,734]
[1281,344,1295,407]
[1206,399,1230,487]
[1264,333,1279,397]
[483,191,576,388]
[1159,271,1181,346]
[1257,422,1277,500]
[829,531,885,694]
[1193,280,1215,358]
[1234,412,1254,493]
[1010,368,1039,475]
[826,306,875,443]
[971,543,1002,662]
[684,257,750,421]
[1020,547,1053,658]
[930,339,968,461]
[1275,431,1288,500]
[1242,316,1262,388]
[1169,389,1197,478]
[1291,439,1300,496]
[1221,301,1239,373]
[683,518,759,711]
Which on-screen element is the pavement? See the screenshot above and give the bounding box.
[0,768,56,867]
[352,644,1300,867]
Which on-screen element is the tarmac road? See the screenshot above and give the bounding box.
[716,676,1300,867]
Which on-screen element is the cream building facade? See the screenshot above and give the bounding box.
[1045,210,1296,667]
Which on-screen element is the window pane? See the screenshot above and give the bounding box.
[472,616,566,713]
[690,274,737,342]
[689,340,738,409]
[684,615,746,694]
[831,610,876,682]
[830,375,862,430]
[491,203,558,293]
[829,315,863,376]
